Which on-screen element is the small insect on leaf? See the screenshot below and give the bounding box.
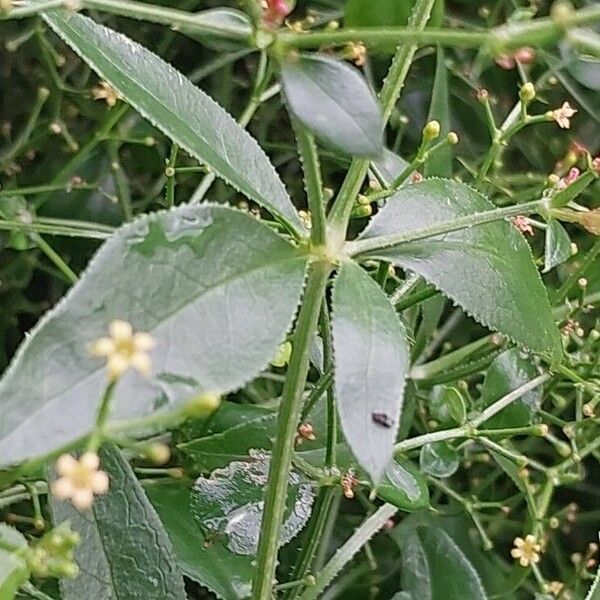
[371,412,394,429]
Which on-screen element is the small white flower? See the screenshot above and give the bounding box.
[511,534,542,567]
[552,102,577,129]
[51,452,109,510]
[90,320,155,380]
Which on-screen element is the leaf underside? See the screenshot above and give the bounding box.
[0,205,307,465]
[332,260,410,481]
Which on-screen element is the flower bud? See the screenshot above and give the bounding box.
[270,341,292,367]
[422,120,441,142]
[519,82,536,103]
[446,132,459,145]
[184,392,221,418]
[146,442,171,466]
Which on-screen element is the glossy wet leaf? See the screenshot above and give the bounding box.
[191,450,315,555]
[377,457,430,511]
[392,522,488,600]
[0,205,307,465]
[429,385,467,426]
[480,348,542,429]
[179,404,278,471]
[424,47,452,178]
[332,260,410,482]
[42,10,302,234]
[50,444,186,600]
[281,54,384,157]
[360,178,561,358]
[544,220,572,273]
[419,441,459,478]
[146,481,253,600]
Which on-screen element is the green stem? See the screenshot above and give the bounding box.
[294,125,326,247]
[278,5,600,51]
[296,503,398,600]
[252,261,332,600]
[346,198,547,256]
[394,373,551,455]
[0,218,113,239]
[326,0,436,247]
[88,380,117,452]
[30,232,78,284]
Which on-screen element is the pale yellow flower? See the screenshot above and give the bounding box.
[92,81,120,107]
[511,534,542,567]
[552,102,577,129]
[51,452,109,510]
[90,320,155,380]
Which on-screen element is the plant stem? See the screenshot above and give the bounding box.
[296,503,398,600]
[252,261,332,600]
[294,125,326,247]
[30,232,78,284]
[0,218,113,239]
[394,373,551,455]
[346,198,547,256]
[326,0,436,247]
[88,380,117,452]
[279,5,600,51]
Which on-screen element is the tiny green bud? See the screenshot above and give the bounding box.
[350,204,373,219]
[165,166,175,177]
[423,120,441,141]
[590,329,600,340]
[519,82,536,103]
[184,392,221,418]
[446,131,459,145]
[357,194,371,206]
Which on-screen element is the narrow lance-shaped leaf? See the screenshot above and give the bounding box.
[50,444,187,600]
[392,521,488,600]
[281,54,384,158]
[359,178,561,358]
[42,9,303,234]
[332,260,410,481]
[146,482,254,600]
[0,205,308,465]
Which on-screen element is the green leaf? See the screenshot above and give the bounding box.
[544,219,572,273]
[392,522,488,600]
[50,444,186,599]
[179,8,253,52]
[179,404,278,471]
[429,385,467,426]
[190,450,315,555]
[0,205,308,465]
[377,457,430,512]
[345,0,444,28]
[480,348,542,429]
[42,9,302,234]
[146,481,253,600]
[424,47,452,178]
[419,441,459,478]
[332,260,410,481]
[0,550,29,600]
[280,54,384,158]
[359,178,561,358]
